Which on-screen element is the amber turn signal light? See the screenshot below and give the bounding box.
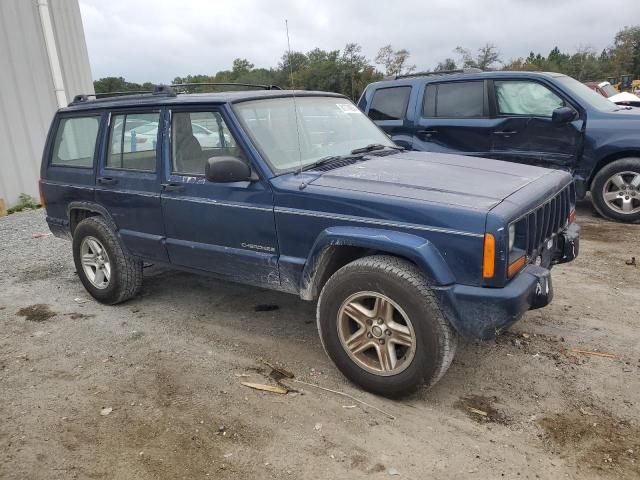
[508,255,527,278]
[483,233,495,279]
[568,208,576,224]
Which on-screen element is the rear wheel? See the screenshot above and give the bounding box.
[73,216,143,304]
[317,255,457,397]
[591,158,640,222]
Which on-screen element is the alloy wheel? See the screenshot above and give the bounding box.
[80,236,111,289]
[337,291,417,376]
[602,171,640,215]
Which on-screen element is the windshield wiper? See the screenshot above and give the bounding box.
[350,143,404,155]
[299,154,360,172]
[298,144,405,173]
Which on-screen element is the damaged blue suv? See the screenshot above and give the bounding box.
[40,84,579,396]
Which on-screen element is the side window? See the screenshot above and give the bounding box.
[172,111,245,175]
[368,86,411,121]
[422,85,436,117]
[107,112,160,171]
[495,81,564,117]
[51,116,100,167]
[434,81,484,118]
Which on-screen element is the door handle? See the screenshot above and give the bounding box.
[161,183,185,193]
[417,129,438,137]
[97,177,117,185]
[493,130,518,135]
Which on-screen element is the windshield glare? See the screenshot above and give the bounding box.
[556,76,618,112]
[233,96,395,173]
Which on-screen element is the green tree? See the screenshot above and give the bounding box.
[93,76,143,94]
[456,43,501,70]
[375,45,416,77]
[434,58,457,71]
[612,25,640,77]
[231,58,254,76]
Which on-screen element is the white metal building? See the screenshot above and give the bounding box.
[0,0,93,206]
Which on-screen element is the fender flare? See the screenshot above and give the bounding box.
[67,201,119,232]
[66,201,134,255]
[588,146,640,186]
[300,226,455,300]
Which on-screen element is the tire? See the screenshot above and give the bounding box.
[317,255,457,397]
[591,158,640,223]
[72,216,143,304]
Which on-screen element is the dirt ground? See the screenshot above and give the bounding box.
[1,199,638,480]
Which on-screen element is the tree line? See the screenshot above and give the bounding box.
[94,25,640,100]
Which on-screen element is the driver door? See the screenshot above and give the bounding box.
[160,107,280,287]
[489,79,583,169]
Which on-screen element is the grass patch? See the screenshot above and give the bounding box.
[8,193,41,214]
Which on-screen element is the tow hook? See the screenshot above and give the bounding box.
[530,267,553,310]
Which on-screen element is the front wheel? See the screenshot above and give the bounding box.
[591,158,640,222]
[317,255,457,397]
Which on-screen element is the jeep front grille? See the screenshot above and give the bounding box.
[523,182,575,258]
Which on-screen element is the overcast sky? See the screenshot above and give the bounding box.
[79,0,640,83]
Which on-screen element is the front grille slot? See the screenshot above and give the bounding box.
[522,184,574,258]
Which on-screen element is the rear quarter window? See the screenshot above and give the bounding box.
[51,115,101,167]
[368,86,411,121]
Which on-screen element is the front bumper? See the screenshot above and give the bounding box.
[434,223,580,340]
[435,265,553,339]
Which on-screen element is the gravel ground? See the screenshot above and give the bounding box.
[0,201,639,480]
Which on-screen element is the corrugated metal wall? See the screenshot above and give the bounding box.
[0,0,93,206]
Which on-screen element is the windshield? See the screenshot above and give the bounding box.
[233,96,395,174]
[555,76,618,112]
[600,83,618,98]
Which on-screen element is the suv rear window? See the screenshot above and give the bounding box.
[368,87,411,121]
[107,112,160,171]
[424,81,484,118]
[51,116,101,168]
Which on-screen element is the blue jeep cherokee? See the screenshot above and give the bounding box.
[40,85,579,396]
[358,70,640,223]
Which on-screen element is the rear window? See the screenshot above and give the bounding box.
[51,116,101,167]
[368,86,411,121]
[430,81,484,118]
[107,112,160,171]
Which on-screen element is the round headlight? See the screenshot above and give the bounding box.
[508,224,516,251]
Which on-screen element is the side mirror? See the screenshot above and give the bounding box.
[552,106,576,123]
[205,156,254,183]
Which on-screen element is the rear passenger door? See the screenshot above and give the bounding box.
[95,109,169,262]
[160,107,279,287]
[413,80,494,157]
[365,86,414,149]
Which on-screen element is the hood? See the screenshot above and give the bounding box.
[610,91,640,103]
[308,151,557,211]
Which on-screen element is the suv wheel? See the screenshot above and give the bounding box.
[591,158,640,222]
[72,216,143,304]
[317,255,457,397]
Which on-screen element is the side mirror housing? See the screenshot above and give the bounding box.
[552,106,576,123]
[205,156,254,183]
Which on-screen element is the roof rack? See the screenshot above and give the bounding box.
[170,82,282,91]
[394,67,483,80]
[69,84,176,105]
[69,82,282,106]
